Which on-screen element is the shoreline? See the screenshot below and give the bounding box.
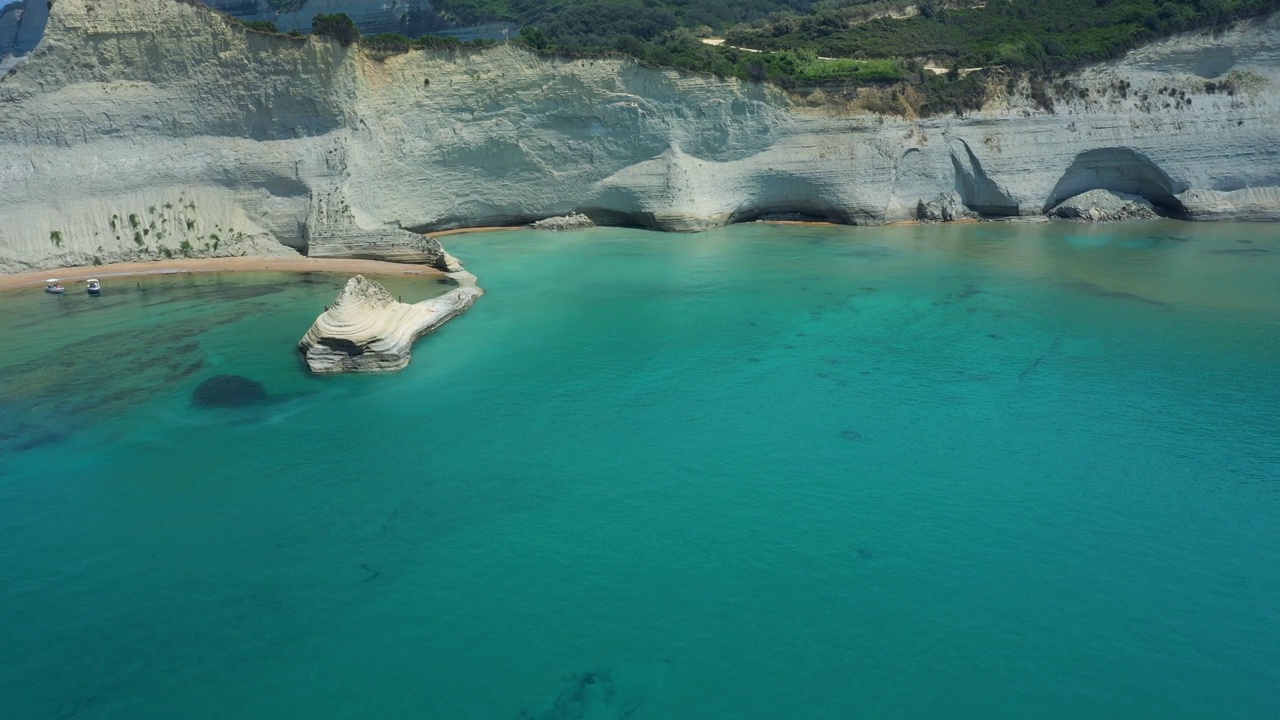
[0,256,448,292]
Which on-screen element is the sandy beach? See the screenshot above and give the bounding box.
[0,256,449,292]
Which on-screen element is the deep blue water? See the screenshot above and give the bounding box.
[0,223,1277,718]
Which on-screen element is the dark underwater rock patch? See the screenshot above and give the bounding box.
[1210,247,1270,256]
[519,668,650,720]
[192,375,266,408]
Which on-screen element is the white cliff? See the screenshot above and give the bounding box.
[1,0,1279,273]
[299,272,483,372]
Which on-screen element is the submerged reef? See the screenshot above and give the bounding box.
[192,375,267,408]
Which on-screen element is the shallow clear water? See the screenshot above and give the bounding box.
[1,223,1278,719]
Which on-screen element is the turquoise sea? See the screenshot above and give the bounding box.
[1,222,1278,719]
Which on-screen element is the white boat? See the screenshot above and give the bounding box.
[86,278,101,294]
[45,279,65,294]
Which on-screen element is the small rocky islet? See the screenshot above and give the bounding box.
[298,271,483,373]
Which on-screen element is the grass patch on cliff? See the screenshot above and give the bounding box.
[434,0,818,33]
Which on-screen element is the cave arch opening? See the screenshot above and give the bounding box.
[1044,148,1190,216]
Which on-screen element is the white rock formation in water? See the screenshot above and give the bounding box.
[1,0,1279,273]
[299,273,482,372]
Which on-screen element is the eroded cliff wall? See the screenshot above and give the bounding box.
[1,0,1278,272]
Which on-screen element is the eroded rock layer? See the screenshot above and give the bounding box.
[1,0,1279,273]
[298,273,482,372]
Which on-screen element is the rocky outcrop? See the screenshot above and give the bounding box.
[1049,189,1160,221]
[531,213,596,231]
[307,228,462,270]
[917,192,979,222]
[1,0,1279,273]
[298,272,483,373]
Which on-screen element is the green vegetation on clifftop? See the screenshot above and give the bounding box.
[728,0,1280,72]
[434,0,819,32]
[426,0,1279,115]
[218,1,1280,116]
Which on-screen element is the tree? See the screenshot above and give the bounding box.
[312,13,360,46]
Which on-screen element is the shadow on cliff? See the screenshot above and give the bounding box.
[566,178,860,231]
[0,1,49,61]
[1043,148,1190,216]
[576,186,662,229]
[729,171,863,224]
[950,139,1020,216]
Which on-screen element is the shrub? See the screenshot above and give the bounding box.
[519,27,550,50]
[239,20,280,34]
[415,35,463,50]
[364,33,413,57]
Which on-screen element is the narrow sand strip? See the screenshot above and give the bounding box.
[757,220,846,228]
[426,225,527,238]
[0,256,447,292]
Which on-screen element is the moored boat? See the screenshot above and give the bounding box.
[86,278,101,294]
[45,279,64,294]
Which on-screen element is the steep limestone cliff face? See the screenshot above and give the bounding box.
[1,0,1278,273]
